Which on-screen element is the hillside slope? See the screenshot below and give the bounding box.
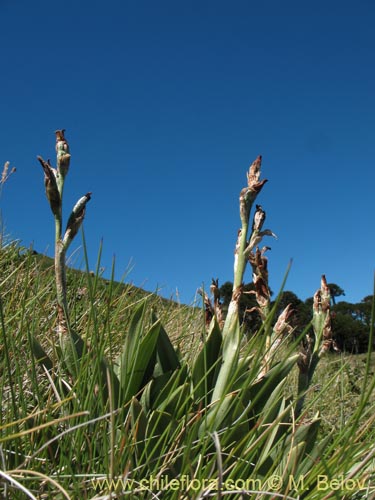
[0,242,201,359]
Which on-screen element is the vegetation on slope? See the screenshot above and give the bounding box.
[1,134,375,500]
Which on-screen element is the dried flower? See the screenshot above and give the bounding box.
[239,156,267,224]
[1,161,16,185]
[248,246,271,319]
[198,287,214,330]
[1,161,9,184]
[37,156,61,216]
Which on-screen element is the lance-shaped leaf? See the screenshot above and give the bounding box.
[192,316,222,403]
[37,156,61,216]
[152,312,180,375]
[63,192,92,249]
[31,335,54,372]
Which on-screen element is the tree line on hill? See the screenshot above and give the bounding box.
[218,282,373,354]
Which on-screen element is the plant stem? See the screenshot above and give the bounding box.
[55,238,69,335]
[54,133,69,335]
[296,275,332,417]
[212,157,267,402]
[234,222,249,290]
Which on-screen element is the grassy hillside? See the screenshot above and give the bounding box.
[1,145,375,499]
[1,239,375,499]
[0,242,201,358]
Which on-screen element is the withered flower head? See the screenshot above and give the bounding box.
[37,156,61,216]
[55,129,70,176]
[210,278,220,303]
[247,155,268,193]
[239,156,267,223]
[252,204,266,232]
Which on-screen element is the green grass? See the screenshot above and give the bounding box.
[2,146,375,500]
[1,241,375,500]
[1,242,201,351]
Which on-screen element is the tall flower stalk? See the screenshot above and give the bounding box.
[296,274,332,417]
[211,156,275,402]
[37,130,91,369]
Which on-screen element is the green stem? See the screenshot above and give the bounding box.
[55,213,62,242]
[55,239,69,333]
[211,158,267,404]
[234,220,249,290]
[54,171,69,334]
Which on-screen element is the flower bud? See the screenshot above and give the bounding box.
[37,156,61,216]
[63,192,92,248]
[55,129,71,177]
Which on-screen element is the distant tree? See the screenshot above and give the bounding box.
[328,283,345,305]
[332,299,371,352]
[219,282,372,353]
[304,296,314,308]
[218,281,233,308]
[356,296,373,328]
[274,291,302,312]
[331,310,367,353]
[361,295,374,304]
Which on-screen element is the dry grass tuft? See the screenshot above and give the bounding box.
[1,161,16,185]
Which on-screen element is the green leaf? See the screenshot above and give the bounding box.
[60,329,87,378]
[211,311,241,403]
[115,301,146,378]
[30,335,53,372]
[130,397,148,463]
[198,391,249,440]
[147,366,191,419]
[242,354,299,416]
[267,415,323,483]
[144,409,178,466]
[255,393,291,474]
[116,305,161,403]
[153,314,180,376]
[192,316,222,403]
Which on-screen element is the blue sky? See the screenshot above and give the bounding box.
[1,0,374,305]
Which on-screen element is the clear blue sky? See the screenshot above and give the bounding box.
[1,0,374,305]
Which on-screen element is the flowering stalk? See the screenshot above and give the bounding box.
[37,131,91,368]
[234,157,267,289]
[296,275,332,417]
[212,157,274,402]
[198,279,224,332]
